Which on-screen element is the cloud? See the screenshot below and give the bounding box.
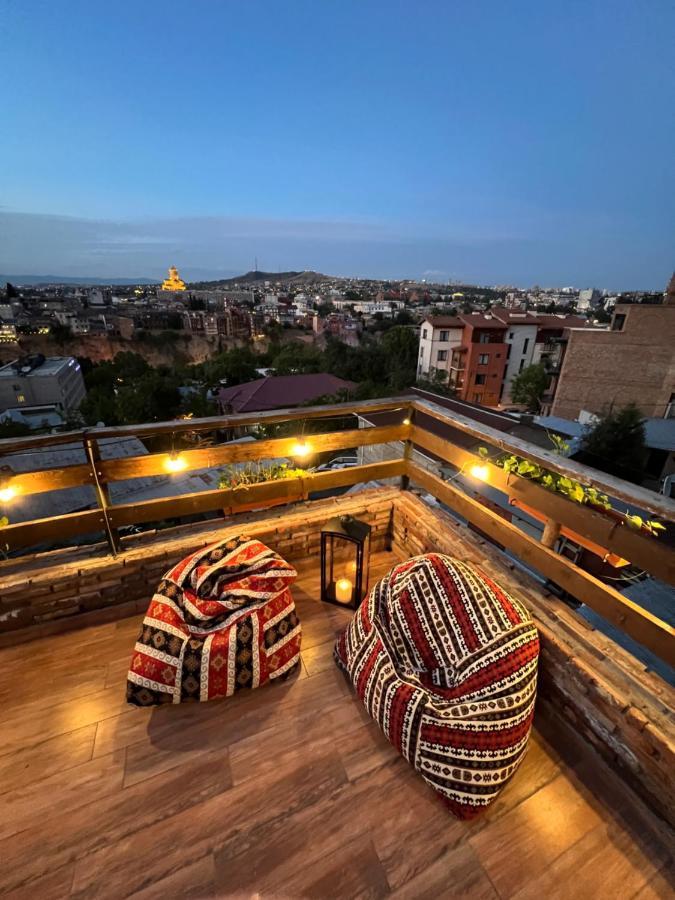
[0,209,670,289]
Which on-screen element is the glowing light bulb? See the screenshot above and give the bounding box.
[291,439,311,459]
[165,452,187,473]
[0,485,16,503]
[403,417,411,426]
[470,464,489,482]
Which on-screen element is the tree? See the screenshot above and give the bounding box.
[381,326,418,389]
[579,404,647,484]
[510,363,549,412]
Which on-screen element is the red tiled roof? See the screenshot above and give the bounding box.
[458,313,508,329]
[425,316,464,328]
[218,373,355,414]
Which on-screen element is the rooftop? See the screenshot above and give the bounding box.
[0,355,79,378]
[218,373,355,414]
[0,395,673,897]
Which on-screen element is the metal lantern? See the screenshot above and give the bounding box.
[320,515,371,609]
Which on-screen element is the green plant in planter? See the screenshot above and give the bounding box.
[477,446,666,538]
[219,462,307,490]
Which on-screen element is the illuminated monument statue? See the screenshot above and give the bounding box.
[161,265,187,292]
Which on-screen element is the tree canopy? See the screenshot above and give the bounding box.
[578,404,647,484]
[510,363,549,412]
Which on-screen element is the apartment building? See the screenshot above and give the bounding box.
[0,355,86,415]
[418,310,585,407]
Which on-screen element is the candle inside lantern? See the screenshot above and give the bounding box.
[334,577,353,604]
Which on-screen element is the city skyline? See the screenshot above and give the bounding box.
[1,1,674,289]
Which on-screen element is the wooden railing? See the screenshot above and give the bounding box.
[0,394,673,666]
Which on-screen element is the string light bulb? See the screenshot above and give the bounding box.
[165,451,187,473]
[470,464,489,482]
[403,417,411,426]
[291,438,311,459]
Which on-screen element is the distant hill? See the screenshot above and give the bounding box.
[189,270,332,289]
[1,274,157,286]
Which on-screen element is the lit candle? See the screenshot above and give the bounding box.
[334,578,353,604]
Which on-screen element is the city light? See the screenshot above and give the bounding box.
[0,485,16,503]
[291,439,311,459]
[470,464,489,482]
[165,451,188,473]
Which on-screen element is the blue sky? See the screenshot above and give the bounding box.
[1,0,673,288]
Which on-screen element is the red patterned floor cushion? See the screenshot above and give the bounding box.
[127,535,301,706]
[335,553,539,818]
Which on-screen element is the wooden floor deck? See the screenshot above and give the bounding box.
[0,551,672,899]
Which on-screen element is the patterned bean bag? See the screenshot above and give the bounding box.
[127,535,301,706]
[334,553,539,818]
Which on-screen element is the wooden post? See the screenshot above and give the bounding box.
[84,435,120,556]
[541,518,561,549]
[400,404,414,491]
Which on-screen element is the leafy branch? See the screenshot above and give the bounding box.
[476,446,666,538]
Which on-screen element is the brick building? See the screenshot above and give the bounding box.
[551,284,675,421]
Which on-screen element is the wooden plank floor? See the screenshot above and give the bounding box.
[0,550,672,899]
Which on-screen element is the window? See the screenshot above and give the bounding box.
[479,333,490,344]
[478,354,489,365]
[518,359,525,372]
[439,330,449,341]
[17,393,26,403]
[508,331,513,340]
[522,338,530,354]
[475,373,486,385]
[437,350,448,361]
[506,345,511,360]
[611,313,626,331]
[419,348,423,357]
[422,328,428,339]
[472,392,483,403]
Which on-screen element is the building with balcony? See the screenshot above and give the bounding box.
[0,354,85,415]
[419,312,591,408]
[0,395,672,896]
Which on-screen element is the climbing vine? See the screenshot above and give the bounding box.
[476,444,666,538]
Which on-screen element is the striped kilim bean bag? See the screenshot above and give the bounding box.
[334,553,539,818]
[127,535,301,706]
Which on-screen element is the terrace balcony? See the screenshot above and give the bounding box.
[0,396,673,898]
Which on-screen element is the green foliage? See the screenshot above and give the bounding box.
[192,345,259,386]
[478,442,666,538]
[218,462,306,489]
[270,342,323,375]
[579,404,647,484]
[79,351,181,426]
[0,420,31,439]
[510,363,549,412]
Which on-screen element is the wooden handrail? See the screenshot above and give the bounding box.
[405,461,675,668]
[411,397,675,521]
[0,396,414,452]
[410,425,675,587]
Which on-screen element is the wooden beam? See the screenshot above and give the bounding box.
[0,396,414,452]
[412,396,675,521]
[1,509,107,551]
[406,461,675,667]
[107,459,406,528]
[97,424,409,482]
[411,425,675,586]
[5,464,93,495]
